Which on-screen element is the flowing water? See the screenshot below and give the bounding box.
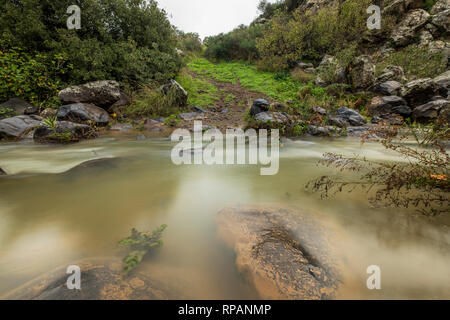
[0,134,449,299]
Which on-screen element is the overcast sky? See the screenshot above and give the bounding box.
[157,0,276,39]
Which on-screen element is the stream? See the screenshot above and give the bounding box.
[0,134,449,299]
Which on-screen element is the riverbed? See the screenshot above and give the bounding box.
[0,134,449,299]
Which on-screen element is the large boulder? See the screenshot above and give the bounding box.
[0,98,37,118]
[373,81,403,96]
[331,107,367,127]
[1,258,185,300]
[250,99,270,116]
[369,96,410,117]
[34,121,94,144]
[431,0,450,32]
[390,9,431,47]
[434,70,450,96]
[57,103,111,126]
[160,80,188,108]
[58,80,121,109]
[401,78,440,107]
[0,115,42,140]
[413,99,450,123]
[376,65,407,83]
[348,55,376,90]
[216,205,340,300]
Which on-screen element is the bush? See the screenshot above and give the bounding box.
[204,24,264,62]
[177,31,203,54]
[0,41,71,106]
[0,0,182,93]
[376,45,446,80]
[257,0,373,71]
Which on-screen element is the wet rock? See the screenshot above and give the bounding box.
[0,115,42,140]
[57,103,111,126]
[110,123,133,132]
[348,55,376,90]
[0,258,183,300]
[250,99,270,116]
[160,80,188,107]
[179,112,205,121]
[392,105,413,117]
[401,78,440,107]
[58,80,121,109]
[136,134,147,141]
[34,121,94,144]
[413,99,450,123]
[143,119,168,133]
[63,158,125,177]
[373,81,403,96]
[216,205,339,300]
[40,108,58,119]
[334,107,367,127]
[376,65,407,83]
[390,9,430,47]
[0,98,36,117]
[0,168,6,175]
[369,96,409,116]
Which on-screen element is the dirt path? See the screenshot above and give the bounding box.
[178,70,273,131]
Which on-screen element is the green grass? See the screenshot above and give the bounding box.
[176,69,219,107]
[186,57,309,102]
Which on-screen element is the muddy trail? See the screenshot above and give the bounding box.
[178,70,273,131]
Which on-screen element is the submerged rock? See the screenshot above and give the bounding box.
[1,258,183,300]
[63,158,125,176]
[0,115,42,140]
[216,205,340,300]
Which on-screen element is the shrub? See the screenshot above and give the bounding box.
[0,41,71,106]
[177,31,203,54]
[0,0,182,91]
[376,45,446,80]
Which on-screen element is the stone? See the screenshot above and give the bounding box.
[34,121,94,144]
[373,81,403,96]
[312,106,327,115]
[419,30,434,47]
[348,55,376,90]
[0,168,6,175]
[296,61,314,69]
[377,65,407,83]
[0,98,35,117]
[308,125,330,136]
[40,108,58,119]
[216,205,339,300]
[254,112,291,125]
[434,70,450,94]
[0,258,183,300]
[136,134,147,141]
[413,99,450,123]
[179,112,205,121]
[369,96,408,116]
[401,78,440,107]
[0,115,42,140]
[431,4,450,32]
[390,9,431,47]
[160,80,188,107]
[110,91,131,110]
[110,123,133,132]
[58,80,121,109]
[250,99,270,116]
[57,103,111,126]
[335,107,367,127]
[191,106,207,113]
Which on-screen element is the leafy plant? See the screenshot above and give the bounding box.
[118,225,168,275]
[307,122,449,216]
[42,116,58,131]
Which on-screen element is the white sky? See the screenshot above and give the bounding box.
[156,0,277,39]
